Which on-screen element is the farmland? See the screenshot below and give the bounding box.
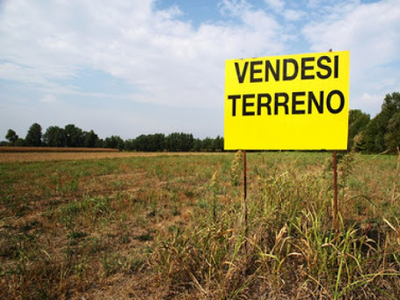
[0,148,222,163]
[1,151,399,299]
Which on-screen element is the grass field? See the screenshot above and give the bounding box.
[0,149,222,163]
[1,151,399,299]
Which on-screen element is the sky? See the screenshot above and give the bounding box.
[1,0,400,140]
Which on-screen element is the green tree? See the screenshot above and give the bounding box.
[84,130,99,148]
[96,138,104,148]
[132,135,147,151]
[25,123,42,146]
[363,92,400,153]
[213,135,224,152]
[43,126,65,147]
[6,129,19,145]
[152,133,166,151]
[124,139,135,151]
[104,135,124,150]
[134,134,165,151]
[193,138,202,151]
[201,137,213,151]
[166,133,194,151]
[384,112,400,153]
[348,109,370,151]
[15,138,26,146]
[64,124,84,147]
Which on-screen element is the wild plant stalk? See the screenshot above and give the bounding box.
[230,150,242,187]
[210,170,220,222]
[339,151,356,199]
[391,148,400,203]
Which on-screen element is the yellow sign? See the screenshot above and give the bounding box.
[224,51,350,150]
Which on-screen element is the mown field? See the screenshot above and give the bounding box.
[1,151,399,299]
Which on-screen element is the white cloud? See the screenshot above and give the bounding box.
[219,0,252,16]
[0,0,286,110]
[352,92,385,117]
[302,0,400,113]
[264,0,285,11]
[1,0,400,138]
[284,9,304,21]
[303,0,400,66]
[40,94,58,103]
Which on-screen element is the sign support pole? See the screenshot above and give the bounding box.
[333,150,339,237]
[243,150,247,222]
[328,48,339,238]
[243,150,248,251]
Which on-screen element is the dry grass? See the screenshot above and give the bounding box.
[0,146,119,152]
[0,151,399,299]
[0,150,223,163]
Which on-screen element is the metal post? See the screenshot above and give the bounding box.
[333,150,339,237]
[243,150,248,227]
[243,150,248,252]
[328,48,339,238]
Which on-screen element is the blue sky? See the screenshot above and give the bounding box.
[1,0,399,140]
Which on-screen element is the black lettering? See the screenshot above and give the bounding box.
[308,91,324,114]
[301,57,315,80]
[242,94,255,116]
[250,61,263,83]
[265,60,280,81]
[257,93,272,115]
[292,92,306,114]
[228,95,241,116]
[334,55,339,78]
[283,59,298,80]
[327,90,345,114]
[234,62,248,83]
[274,93,289,115]
[316,56,331,79]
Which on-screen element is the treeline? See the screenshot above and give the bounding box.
[126,133,224,152]
[2,124,224,152]
[348,92,400,153]
[3,92,400,153]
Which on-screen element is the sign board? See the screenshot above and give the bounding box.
[224,51,350,150]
